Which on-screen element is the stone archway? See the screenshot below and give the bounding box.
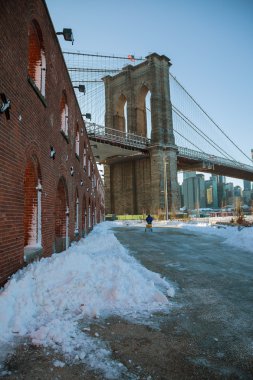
[23,155,43,262]
[54,177,69,252]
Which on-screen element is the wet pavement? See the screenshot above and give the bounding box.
[2,225,253,379]
[111,225,253,379]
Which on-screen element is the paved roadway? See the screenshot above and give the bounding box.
[112,225,253,379]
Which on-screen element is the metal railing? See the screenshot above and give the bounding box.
[85,122,253,174]
[86,122,150,149]
[178,146,253,173]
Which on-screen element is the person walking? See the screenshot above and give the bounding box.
[145,214,153,232]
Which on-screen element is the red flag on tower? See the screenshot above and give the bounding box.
[128,54,135,62]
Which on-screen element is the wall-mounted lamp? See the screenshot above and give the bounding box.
[56,28,74,44]
[87,187,89,192]
[50,146,56,159]
[80,128,84,136]
[80,180,83,186]
[0,93,11,120]
[70,166,74,176]
[82,113,91,120]
[73,85,86,94]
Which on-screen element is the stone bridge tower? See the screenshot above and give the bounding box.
[103,53,179,216]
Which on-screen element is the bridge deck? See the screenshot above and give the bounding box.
[86,123,253,181]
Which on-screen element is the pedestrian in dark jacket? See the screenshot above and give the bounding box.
[146,214,153,224]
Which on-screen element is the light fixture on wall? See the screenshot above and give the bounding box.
[0,93,11,120]
[50,146,56,159]
[70,166,74,176]
[80,180,83,186]
[73,85,86,94]
[82,113,91,120]
[56,28,74,44]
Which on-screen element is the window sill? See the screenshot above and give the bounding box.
[27,76,47,107]
[60,130,69,143]
[24,245,43,263]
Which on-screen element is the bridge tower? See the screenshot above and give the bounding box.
[103,53,180,216]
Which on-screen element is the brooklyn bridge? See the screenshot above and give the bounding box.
[64,51,253,215]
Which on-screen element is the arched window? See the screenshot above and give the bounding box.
[82,194,87,237]
[83,146,87,171]
[55,177,69,252]
[28,20,46,96]
[136,85,152,138]
[24,158,42,254]
[114,94,127,132]
[60,92,69,137]
[75,124,80,157]
[75,191,79,237]
[88,157,91,177]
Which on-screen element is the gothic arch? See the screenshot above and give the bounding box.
[23,154,42,251]
[54,176,69,252]
[28,19,46,96]
[136,84,152,137]
[113,93,127,132]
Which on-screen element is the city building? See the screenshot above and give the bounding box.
[182,172,206,211]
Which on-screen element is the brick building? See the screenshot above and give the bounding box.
[0,0,105,286]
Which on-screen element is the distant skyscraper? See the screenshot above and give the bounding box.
[243,180,251,191]
[243,180,251,205]
[205,176,218,209]
[224,183,234,206]
[217,175,226,208]
[182,172,206,210]
[211,175,218,208]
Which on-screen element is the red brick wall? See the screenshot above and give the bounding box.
[0,0,104,286]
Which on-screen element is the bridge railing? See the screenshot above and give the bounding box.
[178,146,253,172]
[86,122,150,149]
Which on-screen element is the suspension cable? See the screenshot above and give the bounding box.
[170,72,252,163]
[172,105,237,162]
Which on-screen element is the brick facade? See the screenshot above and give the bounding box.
[0,0,105,286]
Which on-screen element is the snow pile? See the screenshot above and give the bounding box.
[0,222,173,378]
[175,222,253,253]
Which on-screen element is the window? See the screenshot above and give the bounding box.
[28,20,46,97]
[75,125,80,157]
[60,92,69,137]
[83,148,87,170]
[75,194,79,236]
[88,158,91,177]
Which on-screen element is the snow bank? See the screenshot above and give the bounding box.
[175,222,253,253]
[0,222,173,378]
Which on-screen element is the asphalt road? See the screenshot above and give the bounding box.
[111,225,253,379]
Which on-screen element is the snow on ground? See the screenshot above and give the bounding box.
[0,222,173,379]
[1,219,252,378]
[171,220,253,253]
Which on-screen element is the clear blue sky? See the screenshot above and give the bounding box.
[46,0,253,186]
